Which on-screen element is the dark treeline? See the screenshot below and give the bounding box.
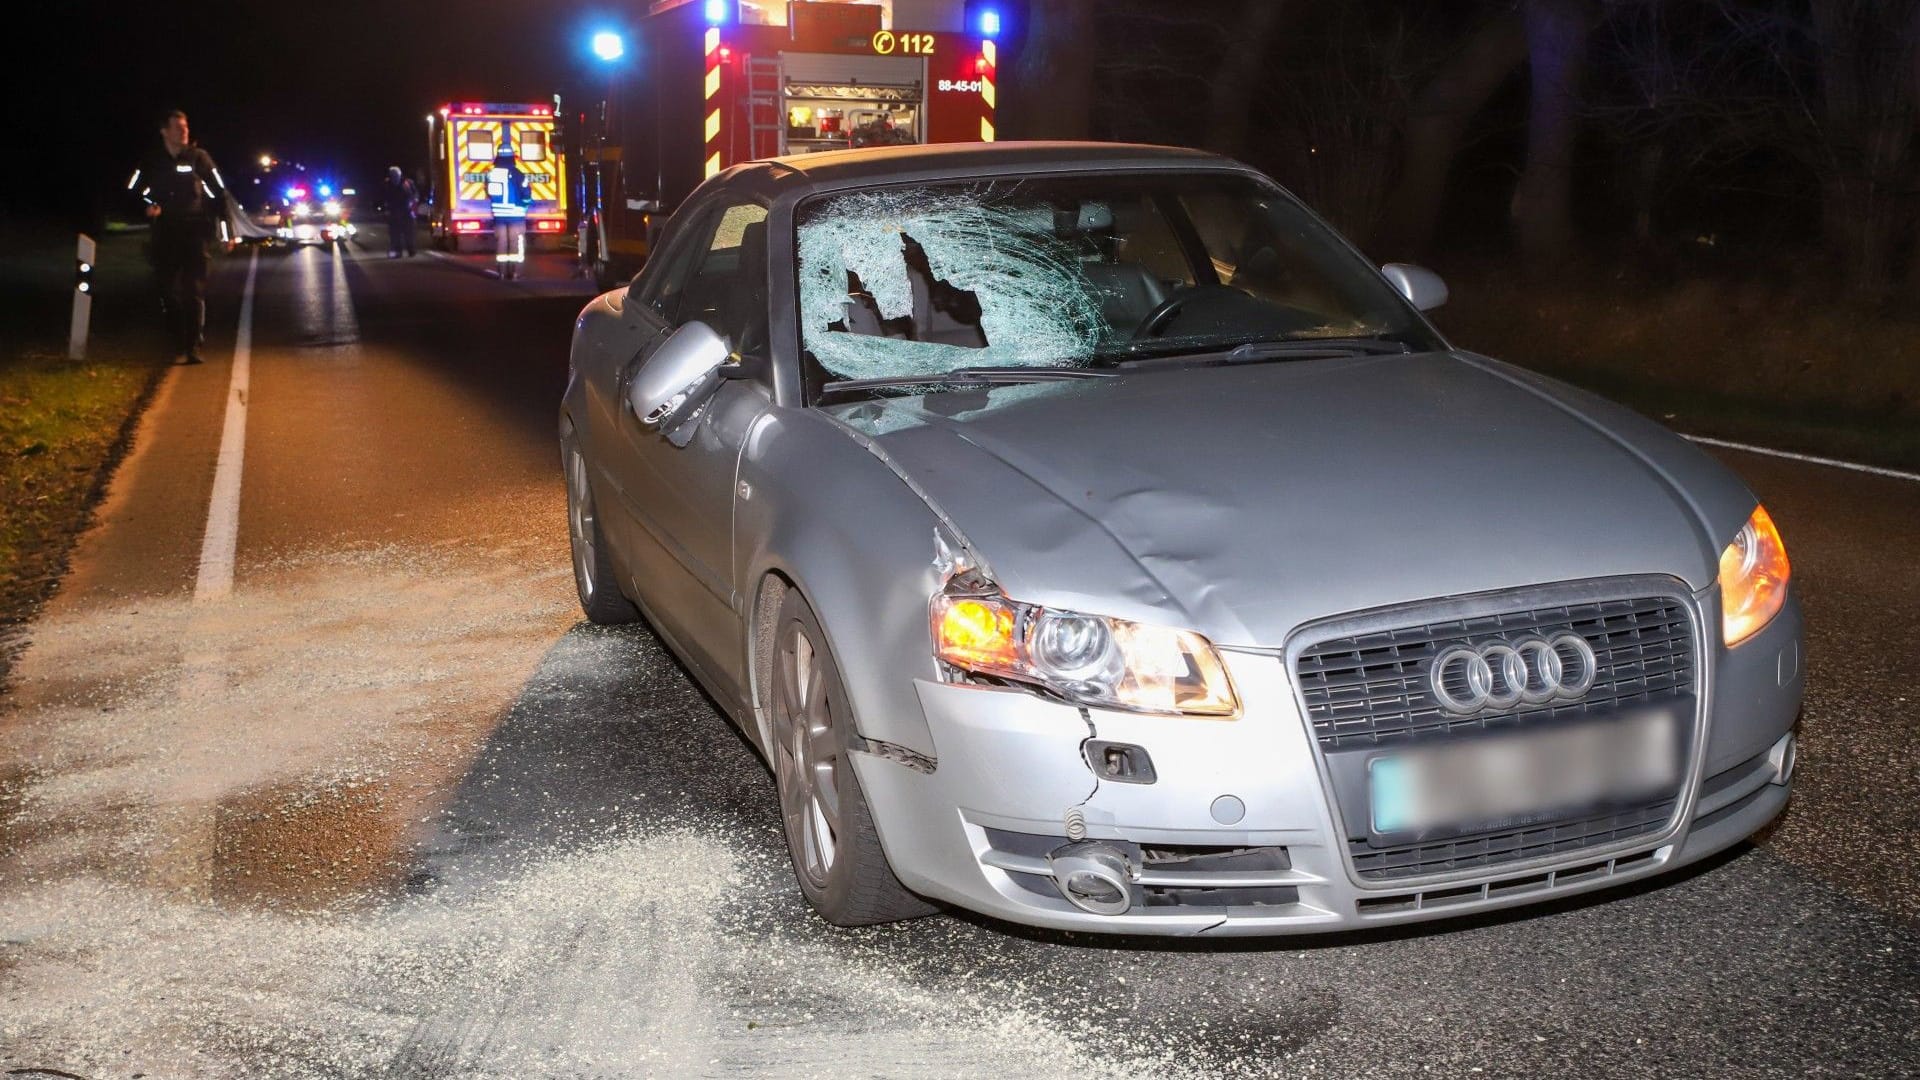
[1001,0,1920,299]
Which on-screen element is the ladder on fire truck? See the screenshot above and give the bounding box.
[742,56,784,161]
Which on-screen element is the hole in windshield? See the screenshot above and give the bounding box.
[798,189,1106,383]
[827,234,989,350]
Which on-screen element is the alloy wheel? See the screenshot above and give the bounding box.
[566,448,597,599]
[775,624,842,888]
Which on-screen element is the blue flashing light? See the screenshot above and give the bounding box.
[591,30,625,62]
[704,0,728,25]
[317,182,332,197]
[979,8,1001,39]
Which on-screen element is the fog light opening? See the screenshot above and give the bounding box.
[1049,842,1133,916]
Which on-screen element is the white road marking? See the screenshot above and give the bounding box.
[1682,434,1920,484]
[329,240,360,340]
[192,248,259,604]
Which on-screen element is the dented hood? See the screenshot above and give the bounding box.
[828,352,1724,647]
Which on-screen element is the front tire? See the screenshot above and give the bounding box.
[563,433,638,625]
[770,591,934,927]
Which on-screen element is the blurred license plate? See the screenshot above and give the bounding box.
[1369,711,1679,836]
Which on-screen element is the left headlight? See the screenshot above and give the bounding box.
[931,588,1239,717]
[1719,503,1790,647]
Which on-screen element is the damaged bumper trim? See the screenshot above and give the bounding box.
[859,737,937,774]
[975,843,1328,889]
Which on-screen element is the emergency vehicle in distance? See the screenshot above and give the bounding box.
[429,102,569,252]
[579,0,1005,285]
[272,180,356,248]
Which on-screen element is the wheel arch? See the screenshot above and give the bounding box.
[741,523,945,765]
[734,409,955,763]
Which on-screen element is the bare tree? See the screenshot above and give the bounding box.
[1609,0,1920,294]
[1377,9,1529,258]
[1250,5,1425,242]
[1205,1,1294,158]
[1586,1,1845,250]
[1810,0,1920,295]
[1002,0,1099,140]
[1511,0,1597,258]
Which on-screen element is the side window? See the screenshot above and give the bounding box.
[635,207,714,323]
[663,202,772,355]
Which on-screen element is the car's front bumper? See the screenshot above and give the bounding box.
[855,586,1803,936]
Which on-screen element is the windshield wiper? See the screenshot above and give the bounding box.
[821,366,1116,396]
[1108,336,1413,370]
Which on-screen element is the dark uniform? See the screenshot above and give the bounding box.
[384,167,418,257]
[131,143,227,360]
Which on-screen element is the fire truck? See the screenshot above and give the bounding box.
[580,0,1003,284]
[429,102,570,252]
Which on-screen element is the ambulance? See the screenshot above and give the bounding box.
[430,102,569,251]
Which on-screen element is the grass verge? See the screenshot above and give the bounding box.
[1435,264,1920,472]
[1509,363,1920,473]
[0,346,167,636]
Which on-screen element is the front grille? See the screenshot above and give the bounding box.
[1294,595,1695,750]
[1293,587,1699,883]
[1348,799,1675,880]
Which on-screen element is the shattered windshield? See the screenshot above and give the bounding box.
[795,172,1441,401]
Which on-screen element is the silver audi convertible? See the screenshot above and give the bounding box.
[560,143,1802,935]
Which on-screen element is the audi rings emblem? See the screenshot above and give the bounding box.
[1429,633,1599,715]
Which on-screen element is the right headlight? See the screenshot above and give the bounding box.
[1719,503,1790,647]
[931,588,1239,718]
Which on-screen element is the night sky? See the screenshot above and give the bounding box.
[24,1,627,228]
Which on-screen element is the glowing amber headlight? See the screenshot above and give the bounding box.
[934,596,1020,669]
[932,590,1238,717]
[1719,504,1790,646]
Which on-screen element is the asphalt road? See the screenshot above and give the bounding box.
[2,227,1916,1079]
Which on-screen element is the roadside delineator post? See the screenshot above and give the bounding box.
[69,233,96,360]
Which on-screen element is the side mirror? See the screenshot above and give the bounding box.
[1381,263,1449,312]
[628,320,731,432]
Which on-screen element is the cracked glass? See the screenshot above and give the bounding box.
[795,173,1441,402]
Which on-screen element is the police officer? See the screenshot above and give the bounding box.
[130,109,229,364]
[384,166,419,257]
[488,144,530,281]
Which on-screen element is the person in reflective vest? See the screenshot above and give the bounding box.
[487,145,530,280]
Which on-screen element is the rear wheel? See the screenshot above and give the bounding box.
[563,432,638,624]
[770,591,933,926]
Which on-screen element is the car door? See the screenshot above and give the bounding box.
[579,205,702,572]
[607,198,773,700]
